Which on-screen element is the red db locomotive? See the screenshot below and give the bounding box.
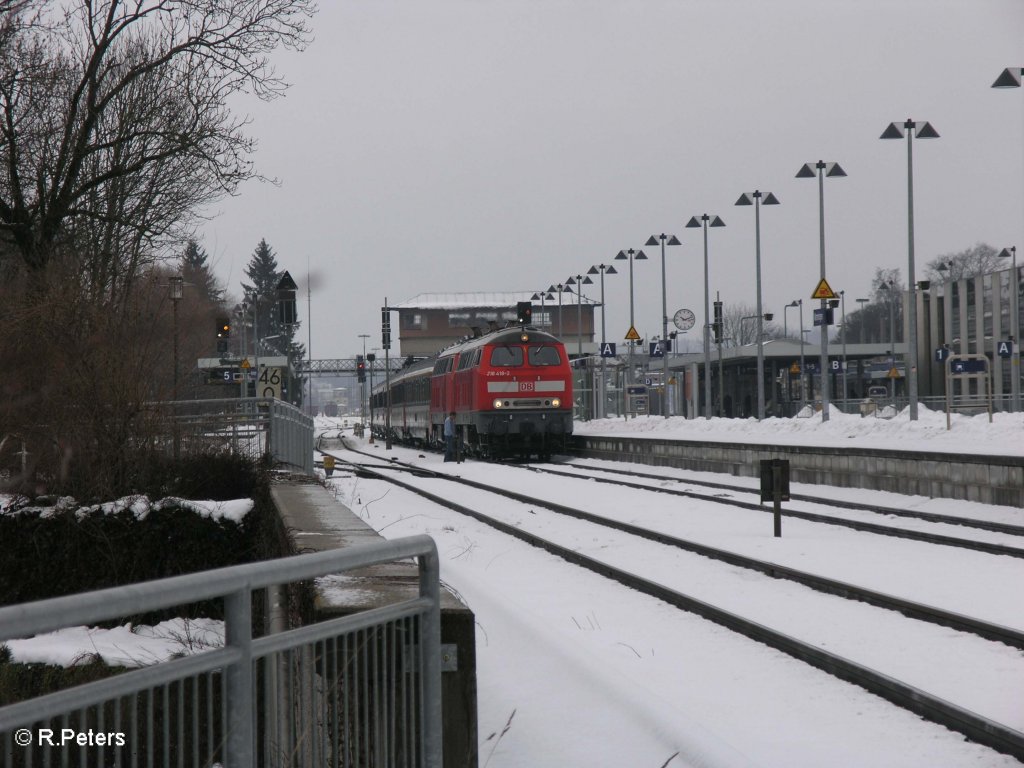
[370,326,573,459]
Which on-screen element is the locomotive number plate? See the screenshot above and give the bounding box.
[519,381,535,392]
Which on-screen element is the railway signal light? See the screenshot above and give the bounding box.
[216,318,231,338]
[356,355,366,382]
[516,301,532,326]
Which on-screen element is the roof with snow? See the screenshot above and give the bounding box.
[393,292,598,309]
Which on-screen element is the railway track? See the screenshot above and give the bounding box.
[553,458,1024,537]
[320,441,1024,761]
[511,462,1024,559]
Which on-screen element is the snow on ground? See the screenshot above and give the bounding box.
[318,410,1023,768]
[573,404,1024,456]
[3,411,1020,767]
[5,618,225,668]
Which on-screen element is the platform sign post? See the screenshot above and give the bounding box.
[760,458,790,537]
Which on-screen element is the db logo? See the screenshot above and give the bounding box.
[519,381,535,392]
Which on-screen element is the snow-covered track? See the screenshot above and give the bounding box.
[326,447,1024,648]
[555,459,1024,537]
[518,463,1024,558]
[325,447,1024,761]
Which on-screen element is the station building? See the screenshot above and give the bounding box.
[646,264,1022,419]
[391,292,598,357]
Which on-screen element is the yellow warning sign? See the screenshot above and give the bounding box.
[625,326,641,341]
[887,367,901,379]
[789,362,801,374]
[240,358,251,369]
[811,278,838,300]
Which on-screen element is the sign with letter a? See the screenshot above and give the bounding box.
[599,342,617,358]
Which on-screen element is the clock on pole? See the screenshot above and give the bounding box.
[673,308,696,331]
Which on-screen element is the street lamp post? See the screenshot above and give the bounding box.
[531,290,555,331]
[796,161,846,422]
[239,299,250,398]
[170,275,184,460]
[735,191,780,420]
[645,234,681,418]
[784,300,798,339]
[566,273,594,419]
[587,264,617,419]
[565,275,592,361]
[798,300,806,408]
[306,273,313,416]
[170,276,184,399]
[549,282,575,339]
[685,214,726,419]
[785,300,807,408]
[881,119,939,420]
[880,281,897,402]
[614,248,648,394]
[855,297,869,395]
[839,290,848,402]
[998,246,1020,411]
[856,298,870,342]
[993,70,1024,407]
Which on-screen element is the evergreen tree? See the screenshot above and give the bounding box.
[241,238,305,405]
[180,239,223,303]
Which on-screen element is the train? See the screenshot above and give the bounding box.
[369,325,574,459]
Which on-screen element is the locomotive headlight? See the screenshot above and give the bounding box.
[493,398,504,408]
[551,398,561,408]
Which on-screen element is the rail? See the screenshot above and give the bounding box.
[0,536,443,768]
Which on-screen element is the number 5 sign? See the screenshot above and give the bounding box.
[258,366,283,399]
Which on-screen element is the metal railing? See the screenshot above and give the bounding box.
[160,398,314,474]
[0,536,443,768]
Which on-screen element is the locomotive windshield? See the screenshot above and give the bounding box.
[490,345,562,367]
[490,346,524,367]
[528,346,562,366]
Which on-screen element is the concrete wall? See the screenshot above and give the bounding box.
[271,479,478,768]
[573,436,1024,507]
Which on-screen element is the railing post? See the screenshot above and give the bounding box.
[419,549,443,767]
[225,589,254,768]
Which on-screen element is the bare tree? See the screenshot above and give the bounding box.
[0,0,314,497]
[0,0,315,279]
[924,243,1002,282]
[720,301,780,346]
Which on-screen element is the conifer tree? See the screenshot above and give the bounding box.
[181,239,223,303]
[241,238,305,405]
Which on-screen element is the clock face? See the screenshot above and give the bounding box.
[673,309,696,331]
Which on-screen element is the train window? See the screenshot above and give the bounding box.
[528,346,562,366]
[490,346,523,367]
[458,350,482,370]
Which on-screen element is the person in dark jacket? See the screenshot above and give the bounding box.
[443,411,456,462]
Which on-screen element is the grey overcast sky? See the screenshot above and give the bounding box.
[200,0,1024,361]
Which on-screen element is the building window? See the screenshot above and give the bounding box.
[448,312,470,327]
[401,313,425,330]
